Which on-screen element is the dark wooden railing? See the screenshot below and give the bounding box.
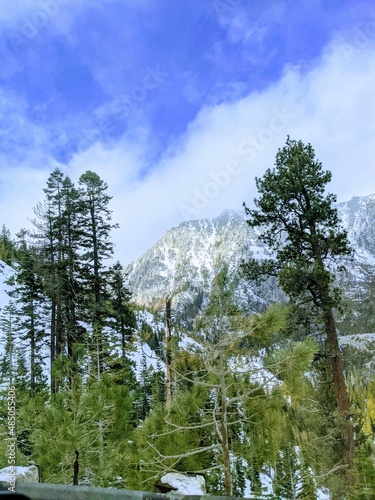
[0,481,271,499]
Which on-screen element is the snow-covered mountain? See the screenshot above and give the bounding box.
[332,195,375,335]
[337,194,375,257]
[125,209,282,313]
[125,194,375,327]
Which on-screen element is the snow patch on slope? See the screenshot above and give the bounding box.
[160,472,206,495]
[0,261,14,310]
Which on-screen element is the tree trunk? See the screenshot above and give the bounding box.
[324,308,355,476]
[121,316,126,361]
[219,354,232,496]
[90,202,104,373]
[310,230,355,480]
[30,302,35,392]
[165,299,172,405]
[73,450,79,485]
[50,297,56,393]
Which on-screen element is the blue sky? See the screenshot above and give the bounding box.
[0,0,375,263]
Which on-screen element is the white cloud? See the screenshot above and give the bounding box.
[2,35,375,267]
[0,163,56,236]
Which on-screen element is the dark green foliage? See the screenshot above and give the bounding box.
[33,168,83,389]
[298,464,316,499]
[133,385,215,492]
[0,303,17,385]
[10,232,48,393]
[248,462,263,497]
[150,358,166,406]
[135,353,166,421]
[78,171,119,376]
[78,170,117,308]
[232,456,246,497]
[31,372,135,486]
[136,351,152,420]
[242,136,352,309]
[0,225,17,265]
[242,137,356,492]
[353,444,375,499]
[107,261,137,360]
[273,443,300,499]
[29,168,132,388]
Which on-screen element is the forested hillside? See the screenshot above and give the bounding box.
[1,141,375,499]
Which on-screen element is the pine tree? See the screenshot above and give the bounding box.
[0,303,17,387]
[0,225,17,266]
[35,168,66,365]
[107,261,136,362]
[137,351,152,420]
[242,137,355,482]
[78,171,118,376]
[298,463,317,499]
[353,445,375,498]
[232,457,246,497]
[31,359,136,487]
[151,358,166,407]
[11,231,47,393]
[347,374,375,498]
[59,176,83,362]
[33,168,82,390]
[273,443,300,499]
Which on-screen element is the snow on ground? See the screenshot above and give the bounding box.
[0,465,39,483]
[259,472,273,497]
[339,332,375,349]
[317,487,331,499]
[160,472,206,495]
[128,340,161,379]
[230,354,280,392]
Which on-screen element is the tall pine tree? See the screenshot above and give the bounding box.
[78,171,118,377]
[242,137,355,486]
